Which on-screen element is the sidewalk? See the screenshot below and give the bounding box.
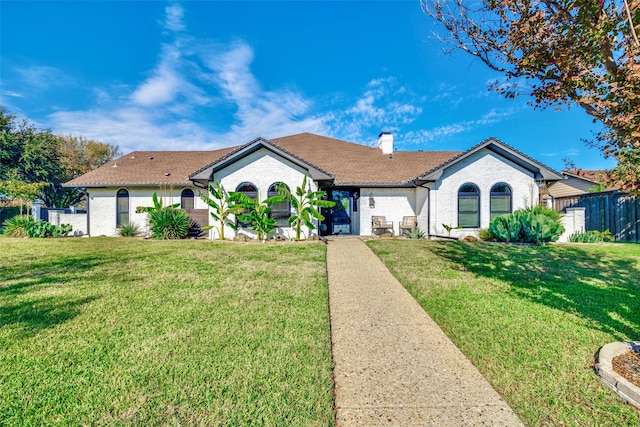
[326,237,523,426]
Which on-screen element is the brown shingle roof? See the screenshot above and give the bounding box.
[64,148,237,187]
[271,133,461,185]
[66,133,463,188]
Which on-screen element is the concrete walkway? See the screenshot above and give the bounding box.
[327,237,523,426]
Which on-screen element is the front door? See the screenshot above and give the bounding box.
[330,190,353,235]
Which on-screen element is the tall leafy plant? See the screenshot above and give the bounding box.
[148,208,190,240]
[232,191,284,242]
[135,192,179,214]
[277,175,335,241]
[137,192,188,240]
[199,181,244,240]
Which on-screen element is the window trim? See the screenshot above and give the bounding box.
[458,183,480,228]
[268,182,291,227]
[116,188,130,227]
[490,183,512,221]
[235,182,258,227]
[181,188,195,210]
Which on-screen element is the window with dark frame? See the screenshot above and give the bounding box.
[268,182,290,226]
[181,188,195,210]
[235,182,257,227]
[116,189,129,227]
[490,183,512,221]
[458,184,480,228]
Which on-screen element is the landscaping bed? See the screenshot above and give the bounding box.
[0,238,334,425]
[368,239,640,426]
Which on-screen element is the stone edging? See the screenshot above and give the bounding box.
[596,341,640,409]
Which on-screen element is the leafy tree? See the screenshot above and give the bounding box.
[199,181,244,240]
[232,191,284,242]
[422,0,640,193]
[0,180,47,214]
[0,107,118,207]
[277,175,336,241]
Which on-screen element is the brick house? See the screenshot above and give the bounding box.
[64,132,563,239]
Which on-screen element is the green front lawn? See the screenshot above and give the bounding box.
[0,238,334,425]
[368,240,640,426]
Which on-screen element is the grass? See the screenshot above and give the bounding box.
[368,239,640,426]
[0,238,334,426]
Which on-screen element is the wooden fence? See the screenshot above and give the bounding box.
[572,191,640,243]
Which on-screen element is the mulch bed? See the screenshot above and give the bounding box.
[613,350,640,389]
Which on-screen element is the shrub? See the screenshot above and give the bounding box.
[519,211,564,245]
[489,212,522,242]
[568,230,602,243]
[2,214,37,237]
[522,205,562,222]
[488,208,564,245]
[149,207,190,240]
[568,229,613,243]
[403,226,426,239]
[478,228,494,241]
[117,223,142,237]
[26,221,72,238]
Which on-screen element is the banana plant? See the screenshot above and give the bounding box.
[199,181,244,240]
[277,175,335,241]
[135,192,179,213]
[231,190,284,242]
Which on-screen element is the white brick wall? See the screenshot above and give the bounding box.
[428,149,539,238]
[213,148,317,240]
[359,187,417,235]
[87,186,205,236]
[558,207,586,242]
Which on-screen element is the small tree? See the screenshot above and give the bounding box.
[277,175,336,241]
[199,181,244,240]
[0,180,47,214]
[232,190,284,242]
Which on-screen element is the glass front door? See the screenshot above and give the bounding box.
[330,190,353,235]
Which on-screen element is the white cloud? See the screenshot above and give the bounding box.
[163,3,186,32]
[16,65,74,89]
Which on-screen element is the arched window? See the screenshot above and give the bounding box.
[269,182,290,226]
[458,184,480,228]
[181,188,195,210]
[116,189,129,226]
[490,183,512,221]
[236,182,257,227]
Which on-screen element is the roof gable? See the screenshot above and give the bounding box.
[416,137,563,182]
[189,137,334,185]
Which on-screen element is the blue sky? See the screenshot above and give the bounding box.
[1,1,614,171]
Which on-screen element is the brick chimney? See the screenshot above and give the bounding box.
[378,132,393,155]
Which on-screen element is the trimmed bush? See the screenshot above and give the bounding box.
[149,207,190,240]
[489,208,564,245]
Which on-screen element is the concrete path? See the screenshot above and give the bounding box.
[327,237,523,426]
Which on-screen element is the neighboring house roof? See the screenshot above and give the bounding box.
[64,133,563,189]
[63,148,237,187]
[562,169,609,184]
[545,169,616,198]
[416,137,564,182]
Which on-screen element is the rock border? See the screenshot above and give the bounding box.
[596,341,640,409]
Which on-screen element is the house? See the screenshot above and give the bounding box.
[541,169,611,212]
[64,132,565,239]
